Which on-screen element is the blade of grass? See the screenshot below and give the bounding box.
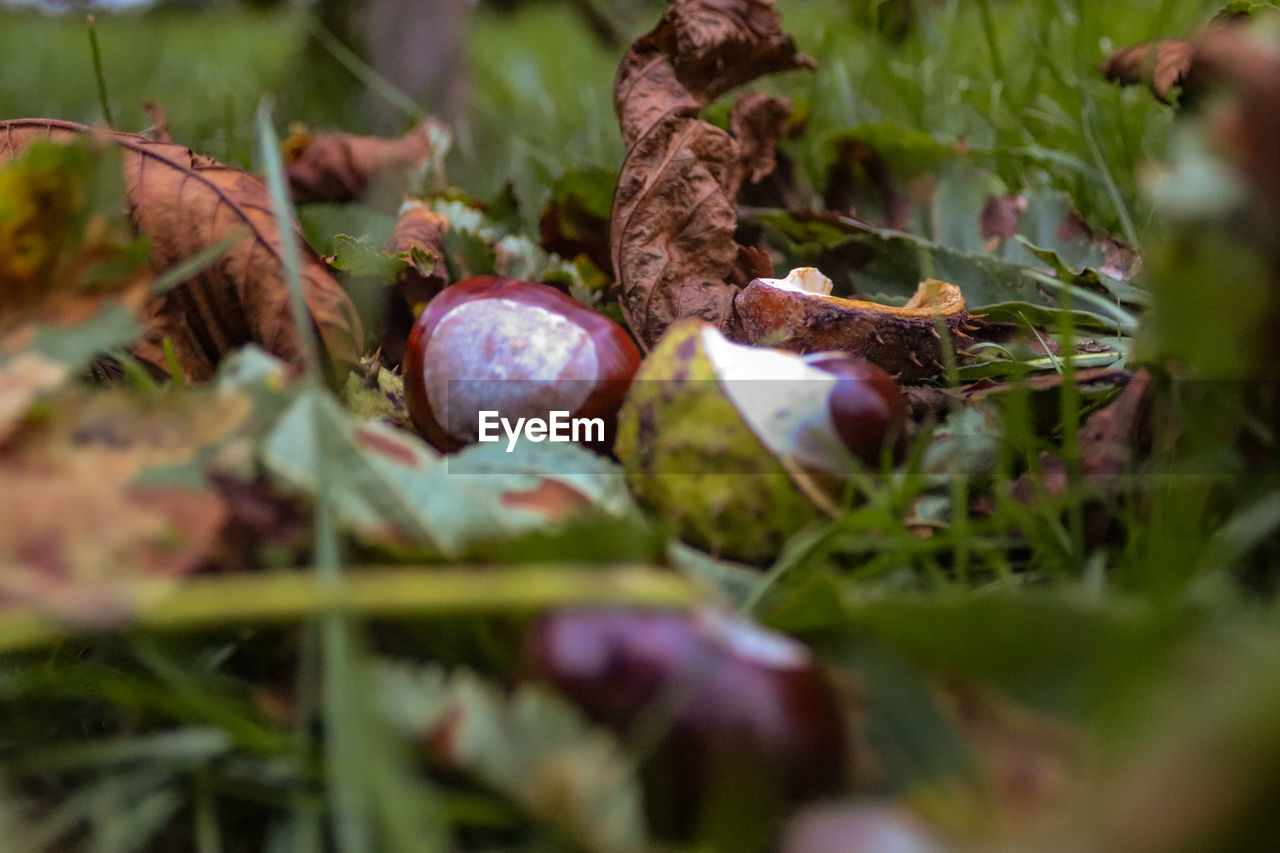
[305,19,425,123]
[194,771,223,853]
[0,566,698,655]
[256,97,368,852]
[85,15,114,128]
[254,99,378,850]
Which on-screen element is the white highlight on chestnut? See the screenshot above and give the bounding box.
[700,610,810,669]
[477,410,605,452]
[699,326,857,473]
[752,266,834,297]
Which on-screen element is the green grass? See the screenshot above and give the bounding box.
[0,6,302,164]
[0,0,1219,230]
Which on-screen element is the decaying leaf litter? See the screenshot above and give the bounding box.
[2,0,1280,850]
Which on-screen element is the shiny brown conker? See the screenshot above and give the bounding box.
[803,353,911,465]
[403,276,641,451]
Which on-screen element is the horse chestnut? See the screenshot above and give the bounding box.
[403,276,641,451]
[696,326,910,472]
[524,608,848,840]
[803,352,910,465]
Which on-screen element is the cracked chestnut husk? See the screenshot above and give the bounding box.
[614,320,910,562]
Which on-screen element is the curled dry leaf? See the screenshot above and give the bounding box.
[0,119,364,382]
[283,119,442,204]
[386,201,449,301]
[379,200,450,365]
[610,0,815,350]
[1099,11,1252,105]
[1099,39,1195,104]
[140,99,172,143]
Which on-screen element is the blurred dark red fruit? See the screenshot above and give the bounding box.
[782,802,947,853]
[524,608,848,840]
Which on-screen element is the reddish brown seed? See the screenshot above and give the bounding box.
[403,276,641,451]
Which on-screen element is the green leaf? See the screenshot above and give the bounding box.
[261,390,638,557]
[329,233,410,281]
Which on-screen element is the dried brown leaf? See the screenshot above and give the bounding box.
[729,90,793,189]
[0,352,69,444]
[1100,39,1195,104]
[610,0,814,349]
[0,119,364,382]
[980,194,1029,253]
[386,201,449,301]
[379,201,450,365]
[140,99,172,143]
[613,0,816,145]
[0,466,226,624]
[1099,11,1254,105]
[284,119,441,204]
[0,384,256,620]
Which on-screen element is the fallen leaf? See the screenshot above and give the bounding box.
[378,664,648,853]
[1098,10,1253,105]
[0,118,364,383]
[380,200,450,365]
[1099,39,1196,104]
[140,99,172,143]
[0,458,226,625]
[1011,371,1152,547]
[283,119,442,204]
[980,194,1029,252]
[610,0,814,349]
[0,138,153,361]
[0,351,69,443]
